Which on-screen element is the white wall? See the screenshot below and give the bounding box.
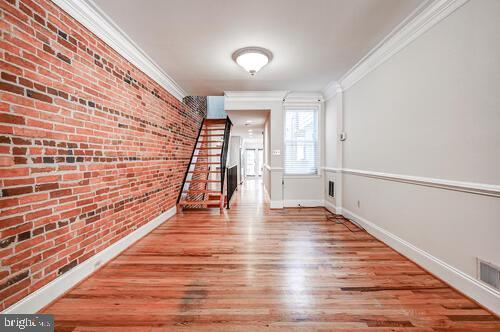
[335,0,500,313]
[228,136,241,184]
[207,96,226,119]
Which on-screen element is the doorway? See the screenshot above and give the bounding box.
[245,149,263,177]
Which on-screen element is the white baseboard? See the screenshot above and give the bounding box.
[3,205,177,314]
[284,199,324,208]
[342,208,500,315]
[270,200,284,209]
[324,200,342,215]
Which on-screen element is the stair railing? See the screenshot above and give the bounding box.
[226,165,238,209]
[220,116,232,203]
[177,118,205,204]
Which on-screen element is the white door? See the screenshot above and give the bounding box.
[257,149,263,176]
[246,149,256,176]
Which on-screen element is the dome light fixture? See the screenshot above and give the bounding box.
[232,47,273,75]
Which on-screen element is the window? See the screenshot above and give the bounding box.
[284,107,319,175]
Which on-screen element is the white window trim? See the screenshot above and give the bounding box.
[282,103,322,177]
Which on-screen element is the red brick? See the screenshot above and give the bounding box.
[26,89,52,103]
[2,185,33,197]
[0,81,25,96]
[0,112,25,125]
[26,208,52,221]
[35,182,59,192]
[0,0,206,311]
[0,156,15,166]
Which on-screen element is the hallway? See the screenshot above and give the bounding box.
[43,179,499,330]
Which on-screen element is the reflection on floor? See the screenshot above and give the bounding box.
[43,178,500,330]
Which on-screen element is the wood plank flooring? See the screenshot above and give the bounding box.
[42,178,499,331]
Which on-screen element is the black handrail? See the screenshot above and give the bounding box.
[177,118,205,204]
[226,165,237,209]
[219,116,232,200]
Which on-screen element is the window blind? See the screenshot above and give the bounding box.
[284,107,319,175]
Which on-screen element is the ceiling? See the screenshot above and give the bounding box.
[226,110,268,140]
[94,0,425,96]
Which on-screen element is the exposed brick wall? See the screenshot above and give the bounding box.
[0,0,206,310]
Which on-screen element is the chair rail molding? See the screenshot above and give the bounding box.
[264,164,284,172]
[342,168,500,198]
[322,167,341,173]
[52,0,187,101]
[322,0,470,92]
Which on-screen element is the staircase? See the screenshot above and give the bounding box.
[177,117,232,211]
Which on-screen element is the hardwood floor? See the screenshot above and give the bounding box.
[43,178,499,331]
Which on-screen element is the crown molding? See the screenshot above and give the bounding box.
[283,91,324,104]
[322,81,342,101]
[322,0,469,92]
[53,0,187,101]
[224,91,289,102]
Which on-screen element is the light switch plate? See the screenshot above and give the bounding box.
[272,150,281,156]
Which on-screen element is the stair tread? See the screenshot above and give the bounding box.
[186,179,221,183]
[190,162,220,165]
[204,119,227,124]
[188,170,220,173]
[183,190,222,194]
[194,154,221,157]
[197,142,223,144]
[179,199,221,205]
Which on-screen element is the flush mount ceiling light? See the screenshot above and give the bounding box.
[232,47,273,75]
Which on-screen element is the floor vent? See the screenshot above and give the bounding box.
[477,259,500,290]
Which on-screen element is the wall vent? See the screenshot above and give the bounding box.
[477,259,500,290]
[328,181,335,197]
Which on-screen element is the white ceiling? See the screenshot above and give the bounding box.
[94,0,425,96]
[226,110,268,140]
